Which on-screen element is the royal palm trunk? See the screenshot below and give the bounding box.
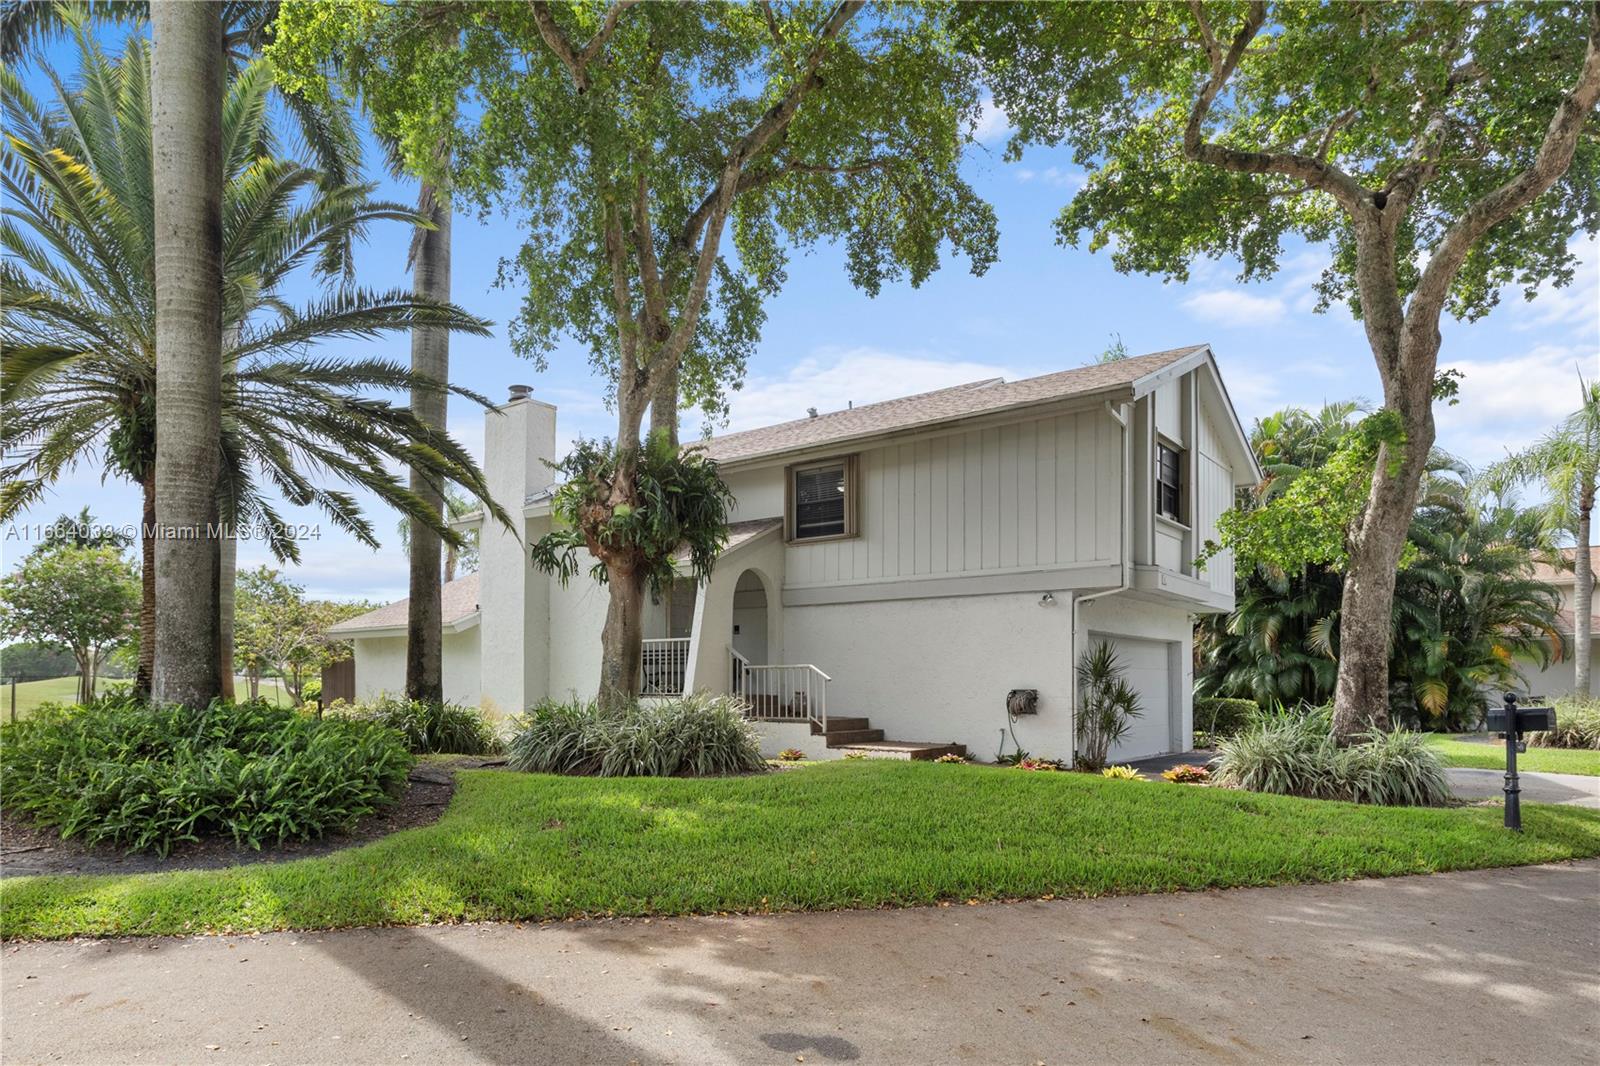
[405,186,450,704]
[150,1,224,707]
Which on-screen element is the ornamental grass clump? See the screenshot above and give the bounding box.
[0,695,412,855]
[342,694,501,755]
[1211,707,1450,806]
[507,694,765,777]
[1527,697,1600,750]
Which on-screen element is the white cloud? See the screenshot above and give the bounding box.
[1014,165,1087,191]
[1179,289,1287,326]
[1435,343,1596,466]
[722,346,1019,433]
[971,98,1011,143]
[1509,234,1600,336]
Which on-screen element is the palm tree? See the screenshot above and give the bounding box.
[146,0,224,705]
[406,177,450,704]
[1,33,507,697]
[1490,374,1600,697]
[398,489,479,583]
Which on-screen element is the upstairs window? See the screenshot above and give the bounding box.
[789,457,857,541]
[1156,441,1184,522]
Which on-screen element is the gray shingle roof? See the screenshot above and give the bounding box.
[698,345,1206,465]
[672,517,783,563]
[328,572,480,635]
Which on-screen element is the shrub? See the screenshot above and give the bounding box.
[1161,764,1211,784]
[301,677,323,704]
[343,695,501,755]
[1527,696,1600,750]
[1101,764,1141,780]
[1211,709,1450,806]
[0,695,413,855]
[506,694,765,777]
[934,752,969,764]
[1075,642,1142,771]
[1193,697,1258,740]
[1016,756,1064,772]
[776,748,807,762]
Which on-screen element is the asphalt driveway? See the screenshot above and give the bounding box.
[4,860,1597,1065]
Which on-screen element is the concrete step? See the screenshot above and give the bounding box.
[835,741,968,761]
[824,728,886,747]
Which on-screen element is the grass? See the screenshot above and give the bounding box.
[1425,734,1600,777]
[1,676,295,722]
[4,761,1598,940]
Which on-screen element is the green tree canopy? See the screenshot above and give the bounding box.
[0,544,138,702]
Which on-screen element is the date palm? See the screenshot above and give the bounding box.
[0,33,507,696]
[1490,375,1600,697]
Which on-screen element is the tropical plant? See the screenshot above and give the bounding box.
[506,694,766,778]
[1192,698,1260,740]
[0,694,412,855]
[1388,488,1562,729]
[341,694,501,756]
[397,488,479,582]
[0,32,505,695]
[1527,696,1600,751]
[1100,764,1141,781]
[1490,376,1600,698]
[776,748,807,763]
[968,2,1600,739]
[530,432,734,703]
[1074,641,1143,771]
[1211,708,1450,806]
[0,544,138,702]
[1161,764,1211,784]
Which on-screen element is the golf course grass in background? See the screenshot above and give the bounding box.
[3,760,1598,940]
[1425,734,1600,777]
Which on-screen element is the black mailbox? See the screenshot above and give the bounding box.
[1486,702,1556,735]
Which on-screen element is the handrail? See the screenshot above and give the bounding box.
[640,637,691,697]
[730,649,828,734]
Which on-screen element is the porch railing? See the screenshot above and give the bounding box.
[640,637,691,697]
[730,646,829,733]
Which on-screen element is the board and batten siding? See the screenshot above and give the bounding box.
[1195,401,1237,598]
[783,409,1122,589]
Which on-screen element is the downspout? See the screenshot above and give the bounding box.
[1068,399,1134,765]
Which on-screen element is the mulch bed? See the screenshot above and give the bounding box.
[0,759,500,880]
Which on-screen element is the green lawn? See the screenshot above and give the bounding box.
[2,676,296,722]
[1425,734,1600,777]
[4,761,1598,940]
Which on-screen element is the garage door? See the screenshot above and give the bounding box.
[1088,634,1176,762]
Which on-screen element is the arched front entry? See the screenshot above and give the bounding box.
[731,569,769,665]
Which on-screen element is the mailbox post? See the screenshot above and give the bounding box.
[1486,693,1557,832]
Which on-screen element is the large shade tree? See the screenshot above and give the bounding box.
[1,32,507,698]
[271,0,999,704]
[966,1,1600,737]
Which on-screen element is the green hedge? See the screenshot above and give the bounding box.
[0,696,413,855]
[1194,697,1259,738]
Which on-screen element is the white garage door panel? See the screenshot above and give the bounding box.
[1090,634,1173,761]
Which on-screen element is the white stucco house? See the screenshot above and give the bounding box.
[1518,545,1598,700]
[331,343,1260,763]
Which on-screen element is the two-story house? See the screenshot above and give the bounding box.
[331,344,1260,764]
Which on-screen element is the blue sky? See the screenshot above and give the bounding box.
[5,50,1597,604]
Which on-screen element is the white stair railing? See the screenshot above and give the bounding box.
[640,637,691,697]
[730,647,829,733]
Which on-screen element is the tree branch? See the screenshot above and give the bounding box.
[1403,0,1600,362]
[1182,0,1369,214]
[529,0,639,91]
[632,170,668,344]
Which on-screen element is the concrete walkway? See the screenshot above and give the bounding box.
[1446,767,1600,808]
[4,862,1598,1065]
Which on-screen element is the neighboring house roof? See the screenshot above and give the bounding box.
[1531,545,1600,586]
[328,572,481,637]
[672,517,783,564]
[1555,609,1600,640]
[697,345,1210,466]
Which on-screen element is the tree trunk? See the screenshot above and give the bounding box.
[650,360,680,449]
[597,563,645,708]
[218,522,236,699]
[1575,498,1593,697]
[75,651,92,705]
[150,0,224,708]
[404,185,450,705]
[136,470,156,700]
